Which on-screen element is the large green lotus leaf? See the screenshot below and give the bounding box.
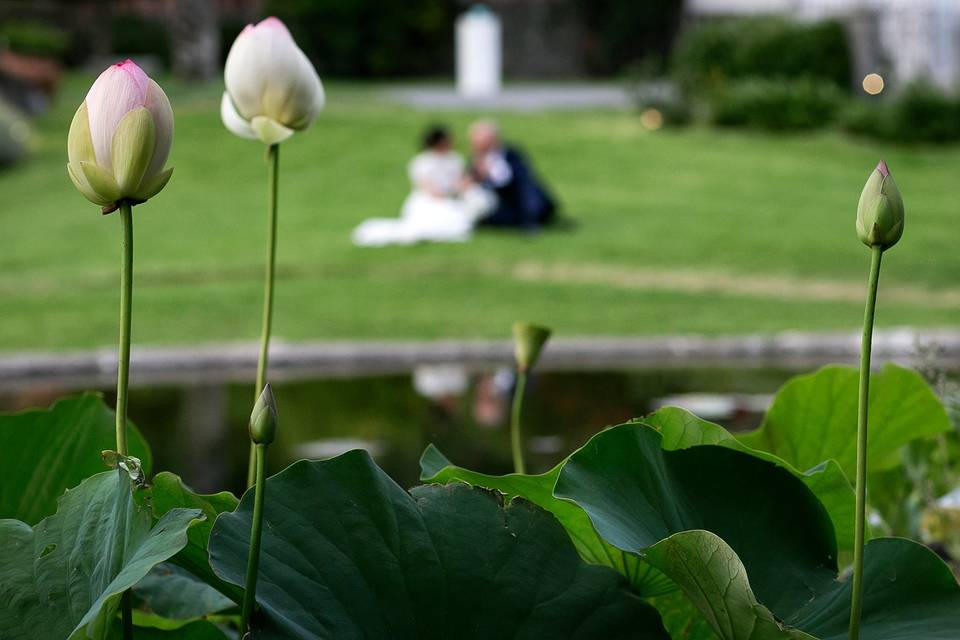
[556,424,960,639]
[132,563,235,622]
[643,407,857,550]
[144,472,241,604]
[739,364,951,478]
[0,470,202,640]
[0,393,152,524]
[108,619,230,639]
[208,450,670,639]
[645,531,817,640]
[419,444,676,596]
[647,589,721,640]
[785,537,960,639]
[645,531,960,640]
[555,424,838,618]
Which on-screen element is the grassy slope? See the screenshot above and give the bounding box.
[0,76,957,352]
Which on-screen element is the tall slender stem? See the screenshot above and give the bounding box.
[510,370,528,474]
[242,443,269,634]
[116,202,133,457]
[116,202,135,640]
[248,144,280,487]
[848,245,883,640]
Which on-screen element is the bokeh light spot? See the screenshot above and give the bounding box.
[862,73,884,95]
[640,108,664,131]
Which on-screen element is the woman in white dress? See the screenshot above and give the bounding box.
[352,126,494,246]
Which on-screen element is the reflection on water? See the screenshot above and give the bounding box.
[1,367,802,495]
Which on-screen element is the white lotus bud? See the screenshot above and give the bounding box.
[221,17,325,145]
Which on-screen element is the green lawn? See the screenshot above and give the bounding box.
[1,75,958,352]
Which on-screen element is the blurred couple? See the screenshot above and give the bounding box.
[353,120,556,246]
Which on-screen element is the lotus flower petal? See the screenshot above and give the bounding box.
[143,79,173,181]
[250,116,294,145]
[85,60,149,170]
[220,92,257,140]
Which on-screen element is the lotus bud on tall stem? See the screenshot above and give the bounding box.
[67,59,174,640]
[221,16,324,486]
[242,384,278,636]
[247,143,280,486]
[510,323,551,474]
[848,160,904,640]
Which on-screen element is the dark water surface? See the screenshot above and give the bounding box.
[1,367,803,495]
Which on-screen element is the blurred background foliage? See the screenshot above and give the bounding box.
[0,19,70,59]
[672,17,853,91]
[263,0,458,77]
[572,0,684,75]
[0,0,685,78]
[3,0,960,144]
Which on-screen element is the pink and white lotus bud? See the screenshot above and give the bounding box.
[221,17,325,145]
[67,60,174,213]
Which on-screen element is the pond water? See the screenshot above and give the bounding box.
[1,366,804,495]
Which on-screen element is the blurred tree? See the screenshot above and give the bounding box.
[59,0,113,63]
[264,0,456,77]
[573,0,685,75]
[170,0,220,80]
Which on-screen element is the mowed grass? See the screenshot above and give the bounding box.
[0,74,958,352]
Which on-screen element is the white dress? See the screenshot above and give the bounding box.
[352,151,494,246]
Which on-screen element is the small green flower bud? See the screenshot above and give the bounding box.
[856,160,904,250]
[249,383,278,445]
[512,322,552,372]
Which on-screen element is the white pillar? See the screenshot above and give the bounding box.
[456,5,502,98]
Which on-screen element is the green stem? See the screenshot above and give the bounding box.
[117,202,135,640]
[510,370,528,474]
[848,245,883,640]
[241,443,269,634]
[248,144,280,487]
[116,202,133,457]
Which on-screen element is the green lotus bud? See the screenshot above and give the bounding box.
[856,160,904,250]
[249,383,278,445]
[512,322,552,372]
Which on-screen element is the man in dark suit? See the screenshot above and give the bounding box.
[468,120,556,229]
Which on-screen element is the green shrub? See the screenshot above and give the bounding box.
[674,17,852,91]
[711,78,843,131]
[265,0,457,77]
[884,82,960,143]
[572,0,685,75]
[110,14,171,67]
[839,82,960,144]
[838,99,882,138]
[0,21,69,59]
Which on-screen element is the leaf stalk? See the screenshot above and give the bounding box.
[242,442,269,634]
[511,370,528,474]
